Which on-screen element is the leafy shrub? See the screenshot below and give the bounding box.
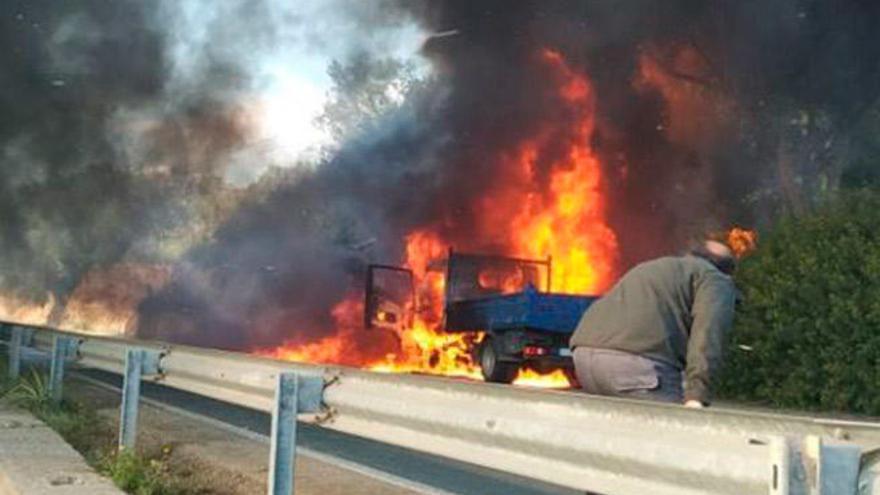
[718,189,880,414]
[100,450,184,495]
[0,363,187,494]
[5,370,52,411]
[4,370,113,460]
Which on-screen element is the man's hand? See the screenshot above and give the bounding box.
[684,400,704,408]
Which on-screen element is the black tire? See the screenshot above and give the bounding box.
[479,336,519,384]
[563,367,580,389]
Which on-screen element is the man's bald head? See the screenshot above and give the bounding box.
[691,240,736,275]
[705,240,733,259]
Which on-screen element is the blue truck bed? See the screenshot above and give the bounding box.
[444,286,597,334]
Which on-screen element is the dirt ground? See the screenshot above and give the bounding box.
[65,377,422,495]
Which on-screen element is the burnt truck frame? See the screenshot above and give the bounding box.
[365,250,598,384]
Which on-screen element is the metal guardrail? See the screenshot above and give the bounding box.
[4,321,880,495]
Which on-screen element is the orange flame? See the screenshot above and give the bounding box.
[478,266,527,294]
[0,293,55,326]
[727,227,758,258]
[261,49,619,389]
[0,263,172,336]
[60,263,172,335]
[369,230,481,379]
[510,50,618,294]
[513,368,572,388]
[263,298,366,365]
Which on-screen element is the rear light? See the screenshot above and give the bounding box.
[376,310,398,323]
[523,345,549,357]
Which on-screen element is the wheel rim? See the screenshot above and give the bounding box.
[480,344,496,376]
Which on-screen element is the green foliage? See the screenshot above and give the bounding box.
[718,189,880,414]
[4,370,52,411]
[4,371,113,460]
[99,450,184,495]
[317,51,428,143]
[0,365,185,494]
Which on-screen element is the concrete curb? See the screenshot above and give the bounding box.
[0,401,122,495]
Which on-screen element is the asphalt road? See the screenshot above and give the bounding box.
[76,368,584,495]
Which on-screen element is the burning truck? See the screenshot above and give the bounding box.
[256,49,621,388]
[133,44,755,389]
[366,250,598,384]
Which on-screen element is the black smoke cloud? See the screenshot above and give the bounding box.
[407,1,880,263]
[0,0,259,313]
[136,79,444,349]
[0,1,171,309]
[0,0,413,326]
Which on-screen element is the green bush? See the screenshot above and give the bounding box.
[718,189,880,414]
[100,450,183,495]
[5,370,52,411]
[0,368,182,494]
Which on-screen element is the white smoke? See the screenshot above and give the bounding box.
[146,0,431,185]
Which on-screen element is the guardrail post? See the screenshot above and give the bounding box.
[7,326,22,380]
[267,372,323,495]
[803,436,861,495]
[49,336,76,404]
[771,435,863,495]
[118,348,162,451]
[119,349,144,451]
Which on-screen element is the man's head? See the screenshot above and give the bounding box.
[690,240,736,275]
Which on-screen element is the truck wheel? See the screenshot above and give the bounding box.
[563,367,580,389]
[479,337,519,384]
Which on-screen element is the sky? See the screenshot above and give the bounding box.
[157,0,429,183]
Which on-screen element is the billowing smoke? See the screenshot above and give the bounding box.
[1,1,170,314]
[3,1,879,351]
[0,0,425,330]
[136,57,441,349]
[139,1,880,352]
[402,1,880,264]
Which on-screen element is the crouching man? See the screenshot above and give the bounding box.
[569,240,737,408]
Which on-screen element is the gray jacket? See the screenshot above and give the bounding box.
[569,255,737,403]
